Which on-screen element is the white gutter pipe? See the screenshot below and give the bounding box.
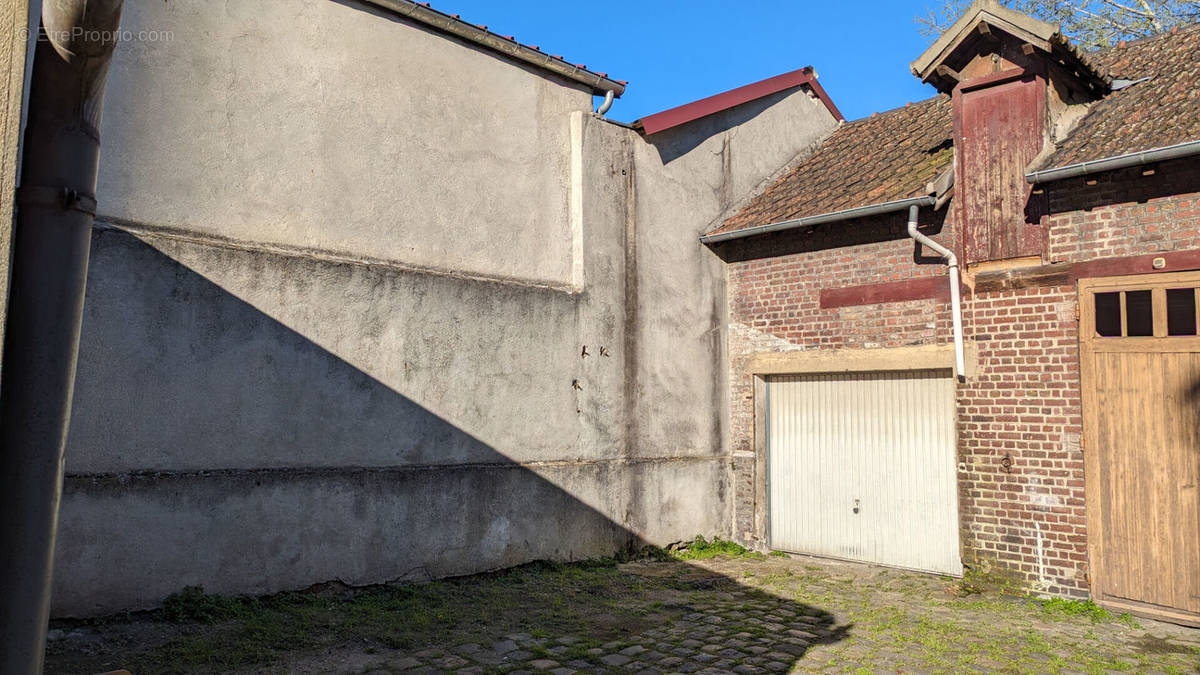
[907,204,965,380]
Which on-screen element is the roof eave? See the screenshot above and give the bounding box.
[1025,139,1200,184]
[366,0,626,97]
[700,195,937,245]
[911,0,1060,82]
[636,67,843,136]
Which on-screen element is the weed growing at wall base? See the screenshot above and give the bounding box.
[1039,597,1140,627]
[671,535,766,561]
[162,586,245,624]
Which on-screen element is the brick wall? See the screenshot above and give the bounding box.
[956,285,1086,595]
[719,158,1200,597]
[720,211,956,542]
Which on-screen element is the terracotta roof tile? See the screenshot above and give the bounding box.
[710,96,953,236]
[713,24,1198,238]
[1035,23,1200,170]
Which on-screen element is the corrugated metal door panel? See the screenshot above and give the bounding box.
[767,369,962,576]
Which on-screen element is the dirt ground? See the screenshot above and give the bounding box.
[45,551,1200,674]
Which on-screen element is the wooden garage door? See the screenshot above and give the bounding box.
[766,370,962,576]
[1080,272,1200,626]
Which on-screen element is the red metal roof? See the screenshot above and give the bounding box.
[636,67,844,136]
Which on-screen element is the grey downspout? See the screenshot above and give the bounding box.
[594,89,614,117]
[906,204,966,380]
[0,1,124,672]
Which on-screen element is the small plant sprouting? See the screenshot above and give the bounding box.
[161,586,244,624]
[1039,597,1121,624]
[672,535,766,561]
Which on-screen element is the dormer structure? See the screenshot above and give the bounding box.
[911,0,1109,265]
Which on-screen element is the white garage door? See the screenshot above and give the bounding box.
[767,369,962,575]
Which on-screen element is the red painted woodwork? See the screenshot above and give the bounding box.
[819,276,950,309]
[953,70,1048,264]
[1072,250,1200,280]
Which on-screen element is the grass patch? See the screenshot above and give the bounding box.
[46,558,699,674]
[162,586,245,624]
[1039,598,1138,627]
[671,535,766,561]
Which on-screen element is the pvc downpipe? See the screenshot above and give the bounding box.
[0,2,124,672]
[906,204,966,380]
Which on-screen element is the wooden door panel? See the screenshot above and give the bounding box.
[1081,273,1200,624]
[957,75,1046,264]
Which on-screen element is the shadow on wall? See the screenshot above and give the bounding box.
[644,87,803,165]
[1042,156,1200,215]
[57,229,642,615]
[48,228,852,670]
[706,209,950,264]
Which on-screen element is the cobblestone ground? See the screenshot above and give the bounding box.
[46,553,1199,674]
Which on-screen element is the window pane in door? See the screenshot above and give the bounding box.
[1095,292,1122,337]
[1166,288,1197,336]
[1125,290,1153,336]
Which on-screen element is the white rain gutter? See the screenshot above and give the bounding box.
[907,204,965,380]
[1025,139,1200,184]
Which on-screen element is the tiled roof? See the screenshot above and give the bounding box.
[709,96,953,237]
[1033,24,1200,170]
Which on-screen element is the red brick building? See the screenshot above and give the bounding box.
[704,1,1200,625]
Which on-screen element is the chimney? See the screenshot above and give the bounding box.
[910,0,1108,265]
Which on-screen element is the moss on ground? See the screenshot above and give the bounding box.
[44,541,1200,674]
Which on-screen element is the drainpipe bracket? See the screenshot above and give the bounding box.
[17,185,98,216]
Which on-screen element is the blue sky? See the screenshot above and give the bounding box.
[432,0,943,123]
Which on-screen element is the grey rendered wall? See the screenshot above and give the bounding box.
[51,0,836,616]
[623,89,839,539]
[96,0,583,288]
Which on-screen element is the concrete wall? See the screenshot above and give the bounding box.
[0,0,30,376]
[51,0,837,616]
[97,0,586,288]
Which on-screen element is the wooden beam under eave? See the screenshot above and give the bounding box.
[976,22,999,42]
[936,64,961,84]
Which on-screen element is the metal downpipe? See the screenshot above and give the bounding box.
[906,204,965,380]
[594,89,614,117]
[0,1,124,671]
